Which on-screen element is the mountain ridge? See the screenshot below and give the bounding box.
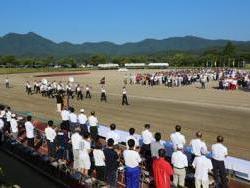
[0,32,250,57]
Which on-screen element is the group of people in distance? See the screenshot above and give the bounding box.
[127,68,250,90]
[24,79,130,107]
[0,104,229,188]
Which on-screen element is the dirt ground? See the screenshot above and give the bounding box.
[0,69,250,160]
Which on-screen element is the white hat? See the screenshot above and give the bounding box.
[177,144,183,150]
[80,109,84,113]
[11,113,16,118]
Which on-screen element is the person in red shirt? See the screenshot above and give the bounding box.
[153,149,173,188]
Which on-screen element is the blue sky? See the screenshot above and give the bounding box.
[0,0,250,44]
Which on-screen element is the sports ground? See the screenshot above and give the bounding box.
[0,69,249,160]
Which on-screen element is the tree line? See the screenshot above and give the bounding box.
[0,42,249,68]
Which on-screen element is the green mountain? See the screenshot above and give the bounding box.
[0,32,250,57]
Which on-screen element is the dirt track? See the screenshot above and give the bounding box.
[0,70,250,159]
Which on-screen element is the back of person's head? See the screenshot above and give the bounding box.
[70,107,75,113]
[83,132,90,139]
[129,128,135,135]
[110,123,116,130]
[27,115,32,121]
[144,124,150,129]
[91,111,95,116]
[107,138,114,147]
[95,141,103,149]
[196,131,202,138]
[158,148,166,158]
[128,139,135,149]
[155,132,161,142]
[217,135,224,143]
[175,125,181,132]
[48,120,53,127]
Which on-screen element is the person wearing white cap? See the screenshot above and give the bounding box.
[10,113,18,139]
[78,109,88,135]
[171,144,188,187]
[192,148,213,188]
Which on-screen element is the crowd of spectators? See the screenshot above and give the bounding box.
[0,104,230,188]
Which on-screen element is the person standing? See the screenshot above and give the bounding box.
[79,132,91,176]
[45,120,57,158]
[69,107,78,132]
[85,85,91,99]
[93,141,106,181]
[78,109,88,135]
[25,116,35,148]
[103,138,119,188]
[100,86,107,102]
[122,86,129,105]
[56,94,63,112]
[150,132,164,158]
[0,118,4,144]
[5,107,12,133]
[190,131,207,161]
[192,148,213,188]
[141,124,154,171]
[106,123,120,145]
[171,144,188,188]
[10,114,18,139]
[211,136,228,188]
[123,139,142,188]
[153,149,173,188]
[71,128,82,170]
[125,128,139,149]
[170,125,186,150]
[5,77,9,88]
[88,111,98,141]
[76,84,83,100]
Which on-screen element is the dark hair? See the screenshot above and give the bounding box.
[91,111,95,116]
[95,141,103,149]
[196,131,202,138]
[175,125,181,132]
[129,128,135,135]
[155,132,161,141]
[48,120,53,127]
[144,124,150,129]
[128,139,135,149]
[70,107,75,113]
[27,115,32,121]
[217,135,224,143]
[107,138,114,147]
[158,148,166,158]
[83,132,90,139]
[110,123,116,130]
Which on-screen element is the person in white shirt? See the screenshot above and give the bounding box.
[45,120,57,158]
[170,125,186,150]
[123,139,142,188]
[126,128,139,149]
[69,107,78,132]
[192,148,213,188]
[211,136,228,188]
[25,116,35,148]
[93,141,106,181]
[88,111,98,141]
[141,124,154,170]
[0,118,4,144]
[190,131,207,159]
[85,85,91,99]
[100,86,107,102]
[61,107,70,131]
[171,144,188,187]
[5,107,12,133]
[79,132,91,176]
[71,128,83,170]
[10,114,18,139]
[106,124,120,145]
[5,77,10,88]
[122,86,129,105]
[78,109,88,135]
